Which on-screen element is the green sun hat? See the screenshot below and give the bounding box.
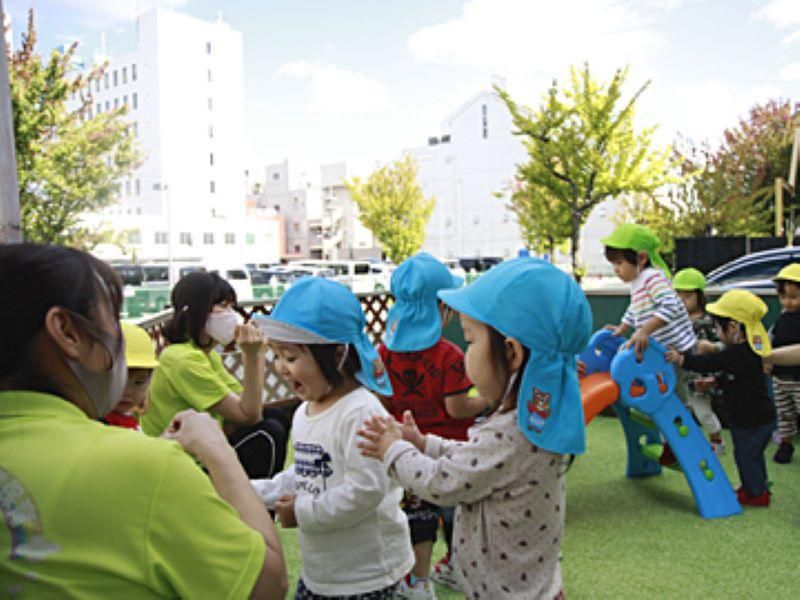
[601,223,671,278]
[673,268,706,292]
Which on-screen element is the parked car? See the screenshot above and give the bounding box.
[288,259,386,293]
[705,246,800,292]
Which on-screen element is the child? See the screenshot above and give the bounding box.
[672,268,725,454]
[666,290,777,507]
[358,258,592,599]
[378,253,486,598]
[251,277,413,599]
[770,264,800,464]
[603,224,697,465]
[103,322,159,430]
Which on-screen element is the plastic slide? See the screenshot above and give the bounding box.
[577,330,741,519]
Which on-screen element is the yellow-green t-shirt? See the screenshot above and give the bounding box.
[0,391,265,599]
[142,341,243,437]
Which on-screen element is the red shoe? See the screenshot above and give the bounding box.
[736,487,771,507]
[658,443,677,466]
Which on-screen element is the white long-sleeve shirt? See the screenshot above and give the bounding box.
[252,387,413,596]
[384,408,566,599]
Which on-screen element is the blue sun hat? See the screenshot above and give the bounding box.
[254,277,392,396]
[438,258,592,454]
[384,252,463,352]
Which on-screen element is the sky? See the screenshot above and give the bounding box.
[5,0,800,182]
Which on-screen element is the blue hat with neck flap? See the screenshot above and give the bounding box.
[438,258,592,454]
[384,252,463,352]
[255,277,392,396]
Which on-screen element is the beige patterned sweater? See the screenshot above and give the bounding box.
[383,409,567,599]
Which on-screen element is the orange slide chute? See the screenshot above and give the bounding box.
[580,372,619,424]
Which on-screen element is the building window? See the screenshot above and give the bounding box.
[482,103,488,139]
[208,125,214,138]
[123,95,128,107]
[122,67,127,84]
[293,222,300,232]
[125,180,131,196]
[503,212,510,223]
[114,98,119,110]
[294,244,301,254]
[94,79,100,92]
[105,101,110,111]
[113,70,118,86]
[208,69,212,82]
[136,207,142,215]
[272,172,280,180]
[473,214,480,224]
[203,232,215,245]
[135,179,141,195]
[445,217,453,227]
[225,233,235,245]
[128,230,141,244]
[104,73,109,89]
[246,233,255,245]
[210,181,216,193]
[131,64,137,81]
[209,153,214,166]
[155,232,168,244]
[180,232,192,245]
[206,41,212,54]
[132,93,138,110]
[96,103,101,114]
[208,97,213,110]
[132,122,138,137]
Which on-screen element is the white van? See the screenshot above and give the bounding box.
[288,259,385,293]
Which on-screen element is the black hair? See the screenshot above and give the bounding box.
[307,344,362,389]
[0,243,122,382]
[775,280,800,295]
[163,272,237,348]
[712,315,732,331]
[604,246,651,268]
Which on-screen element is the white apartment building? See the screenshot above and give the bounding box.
[72,8,281,266]
[405,80,615,273]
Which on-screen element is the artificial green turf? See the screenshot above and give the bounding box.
[277,416,800,598]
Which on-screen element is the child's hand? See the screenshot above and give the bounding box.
[274,494,297,528]
[357,415,403,460]
[399,411,426,452]
[605,324,627,337]
[236,322,267,356]
[664,349,684,365]
[626,329,649,358]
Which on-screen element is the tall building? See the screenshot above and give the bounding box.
[75,7,280,265]
[405,80,526,261]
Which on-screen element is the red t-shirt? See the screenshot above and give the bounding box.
[378,338,474,440]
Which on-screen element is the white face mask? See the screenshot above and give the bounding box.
[205,310,239,345]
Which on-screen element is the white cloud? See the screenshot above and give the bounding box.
[407,0,665,78]
[754,0,800,43]
[779,61,800,80]
[277,60,394,116]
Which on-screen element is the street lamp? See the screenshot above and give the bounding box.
[153,182,173,288]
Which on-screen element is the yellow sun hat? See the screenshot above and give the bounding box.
[705,290,771,357]
[121,322,159,369]
[772,263,800,284]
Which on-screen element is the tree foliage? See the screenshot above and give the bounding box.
[8,10,139,249]
[345,156,434,263]
[621,100,799,247]
[497,64,676,278]
[498,180,571,259]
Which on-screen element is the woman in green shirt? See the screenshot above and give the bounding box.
[0,243,287,598]
[143,271,289,478]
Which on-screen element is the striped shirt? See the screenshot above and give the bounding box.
[623,267,697,352]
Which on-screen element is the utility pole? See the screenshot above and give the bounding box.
[0,1,21,243]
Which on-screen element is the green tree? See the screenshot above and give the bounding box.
[497,64,676,279]
[345,156,434,263]
[9,10,139,249]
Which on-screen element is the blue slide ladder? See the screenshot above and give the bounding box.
[579,330,741,519]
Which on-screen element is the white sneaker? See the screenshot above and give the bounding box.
[711,440,726,456]
[397,577,437,600]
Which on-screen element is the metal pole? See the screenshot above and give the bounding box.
[776,177,784,237]
[0,2,21,243]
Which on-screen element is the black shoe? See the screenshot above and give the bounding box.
[773,442,794,464]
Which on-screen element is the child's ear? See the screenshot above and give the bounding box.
[637,251,649,267]
[504,337,526,373]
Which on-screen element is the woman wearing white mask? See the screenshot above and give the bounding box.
[0,244,287,598]
[143,271,289,479]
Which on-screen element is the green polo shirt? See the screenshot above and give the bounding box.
[142,341,243,437]
[0,391,265,599]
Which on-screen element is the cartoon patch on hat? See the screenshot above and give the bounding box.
[526,388,552,434]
